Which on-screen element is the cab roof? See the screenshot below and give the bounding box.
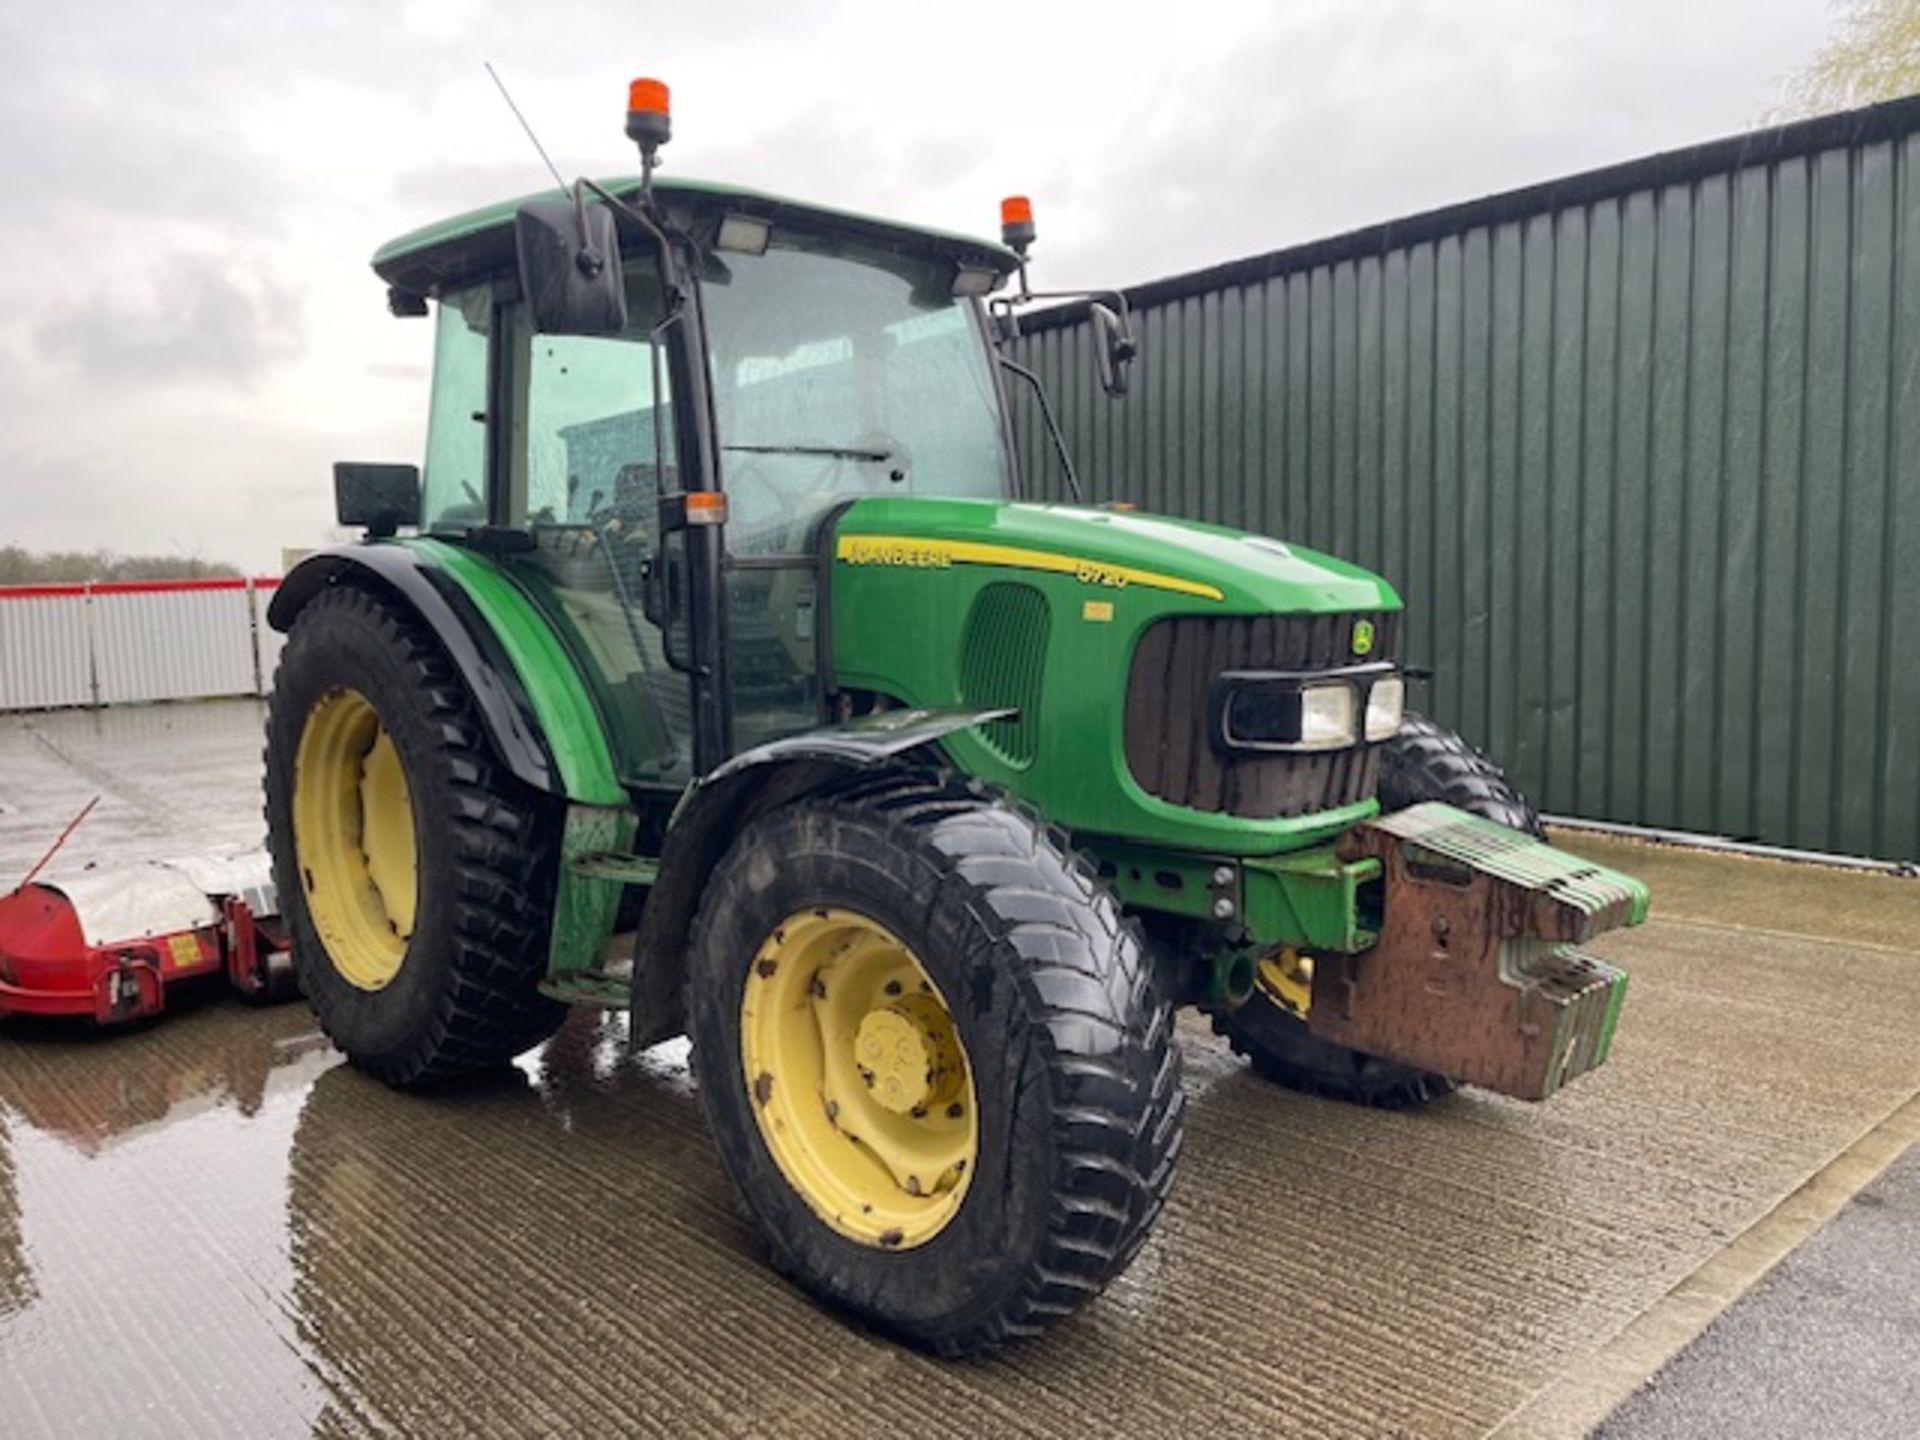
[372,175,1023,299]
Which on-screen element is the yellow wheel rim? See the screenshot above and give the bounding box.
[740,909,978,1249]
[292,687,419,992]
[1256,946,1314,1020]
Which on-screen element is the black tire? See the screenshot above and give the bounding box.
[1379,711,1545,838]
[265,585,567,1086]
[1214,710,1541,1108]
[686,771,1183,1356]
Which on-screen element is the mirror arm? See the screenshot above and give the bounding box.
[990,288,1138,375]
[577,177,686,300]
[994,287,1133,330]
[996,356,1083,503]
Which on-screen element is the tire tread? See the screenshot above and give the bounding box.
[689,768,1183,1356]
[266,584,565,1085]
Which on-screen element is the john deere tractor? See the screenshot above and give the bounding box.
[265,79,1648,1355]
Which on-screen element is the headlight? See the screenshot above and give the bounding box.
[1296,683,1358,750]
[1218,676,1361,752]
[1365,675,1405,741]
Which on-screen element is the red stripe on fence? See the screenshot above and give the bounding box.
[0,577,283,600]
[87,578,251,595]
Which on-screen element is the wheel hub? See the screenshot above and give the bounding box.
[855,995,964,1116]
[739,908,979,1248]
[1257,945,1314,1019]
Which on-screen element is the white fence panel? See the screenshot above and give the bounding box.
[0,587,93,709]
[93,582,258,704]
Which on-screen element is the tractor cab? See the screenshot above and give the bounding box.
[367,175,1029,788]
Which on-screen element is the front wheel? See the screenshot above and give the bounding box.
[686,772,1183,1356]
[1214,711,1544,1109]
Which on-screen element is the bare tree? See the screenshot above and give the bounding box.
[1778,0,1920,118]
[0,546,241,584]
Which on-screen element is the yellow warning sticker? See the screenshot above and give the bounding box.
[1082,600,1115,623]
[166,932,202,969]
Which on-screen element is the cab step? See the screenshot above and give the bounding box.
[569,852,660,886]
[539,967,632,1009]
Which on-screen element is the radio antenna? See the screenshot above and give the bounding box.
[484,61,567,193]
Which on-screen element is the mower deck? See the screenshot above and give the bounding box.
[0,853,292,1024]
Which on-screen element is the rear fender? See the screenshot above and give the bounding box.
[628,706,1011,1046]
[271,545,560,795]
[275,542,641,988]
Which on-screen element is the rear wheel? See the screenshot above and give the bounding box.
[1215,711,1543,1108]
[265,585,566,1086]
[686,772,1183,1355]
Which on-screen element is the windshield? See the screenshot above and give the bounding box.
[700,231,1011,554]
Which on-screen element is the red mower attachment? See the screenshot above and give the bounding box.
[0,853,296,1025]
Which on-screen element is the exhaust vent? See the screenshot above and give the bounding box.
[959,583,1050,767]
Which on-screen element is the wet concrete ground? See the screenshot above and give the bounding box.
[0,700,269,879]
[2,700,1917,1437]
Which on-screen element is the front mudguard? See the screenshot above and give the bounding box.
[627,706,1011,1047]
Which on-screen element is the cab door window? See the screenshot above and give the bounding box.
[503,267,692,785]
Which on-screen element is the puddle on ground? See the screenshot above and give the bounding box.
[0,991,718,1439]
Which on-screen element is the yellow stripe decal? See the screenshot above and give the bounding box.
[835,535,1224,601]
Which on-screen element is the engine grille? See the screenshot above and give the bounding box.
[1123,612,1399,819]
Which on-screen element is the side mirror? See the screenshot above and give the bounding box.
[1090,302,1136,397]
[515,198,628,336]
[334,463,419,539]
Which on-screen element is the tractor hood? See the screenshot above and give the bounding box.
[831,497,1400,615]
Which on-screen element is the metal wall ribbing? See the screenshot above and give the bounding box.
[1011,97,1920,862]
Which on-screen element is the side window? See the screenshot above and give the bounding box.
[509,269,674,529]
[420,286,490,532]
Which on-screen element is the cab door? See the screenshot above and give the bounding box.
[418,268,697,790]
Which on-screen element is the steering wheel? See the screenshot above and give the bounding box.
[722,456,832,555]
[727,430,911,552]
[739,452,840,505]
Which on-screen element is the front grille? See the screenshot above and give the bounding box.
[1123,612,1399,819]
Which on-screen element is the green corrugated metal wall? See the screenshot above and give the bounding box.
[1010,98,1920,863]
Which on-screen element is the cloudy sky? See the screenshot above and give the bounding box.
[0,0,1836,574]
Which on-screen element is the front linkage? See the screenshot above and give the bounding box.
[1322,805,1641,1099]
[1094,800,1644,1102]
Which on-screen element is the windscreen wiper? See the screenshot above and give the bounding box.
[722,442,892,462]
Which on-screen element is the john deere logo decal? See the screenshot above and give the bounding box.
[1351,619,1375,656]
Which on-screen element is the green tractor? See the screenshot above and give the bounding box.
[265,79,1648,1355]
